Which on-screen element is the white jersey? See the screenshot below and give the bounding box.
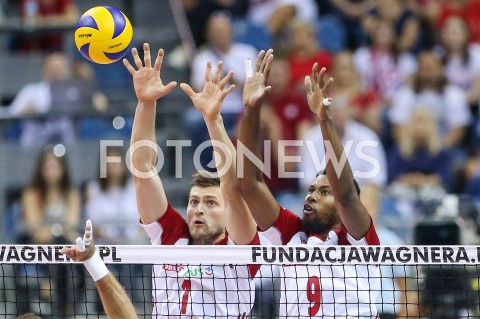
[142,203,261,318]
[262,207,381,318]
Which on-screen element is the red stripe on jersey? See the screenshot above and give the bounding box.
[247,233,261,279]
[335,219,380,245]
[157,203,190,245]
[214,232,229,245]
[272,206,303,244]
[363,220,380,245]
[336,224,351,246]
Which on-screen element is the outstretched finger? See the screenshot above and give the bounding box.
[304,75,313,94]
[179,82,196,98]
[264,53,274,82]
[83,220,92,245]
[76,237,86,252]
[221,84,236,99]
[123,59,136,76]
[260,49,273,74]
[318,67,326,88]
[163,81,178,95]
[312,63,319,87]
[132,47,143,70]
[219,70,234,90]
[214,61,223,84]
[255,50,266,72]
[323,77,334,95]
[153,49,165,72]
[143,43,152,68]
[205,61,213,83]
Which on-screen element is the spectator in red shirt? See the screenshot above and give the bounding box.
[11,0,79,52]
[436,0,480,43]
[331,51,384,134]
[235,58,313,195]
[286,19,333,90]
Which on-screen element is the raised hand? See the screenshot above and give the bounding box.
[304,63,334,120]
[60,220,95,262]
[243,49,273,109]
[180,61,235,121]
[123,43,177,104]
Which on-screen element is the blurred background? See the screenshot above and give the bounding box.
[0,0,480,317]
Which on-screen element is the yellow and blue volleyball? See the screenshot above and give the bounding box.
[74,6,133,64]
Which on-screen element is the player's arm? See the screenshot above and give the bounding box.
[123,43,177,224]
[61,221,137,319]
[236,49,280,231]
[180,61,257,244]
[304,64,371,239]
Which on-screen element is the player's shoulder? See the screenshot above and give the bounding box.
[289,231,308,245]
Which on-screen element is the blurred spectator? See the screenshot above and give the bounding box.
[84,146,146,311]
[324,0,376,50]
[9,0,79,52]
[84,146,144,245]
[436,15,480,108]
[361,186,411,319]
[388,108,452,192]
[16,146,81,315]
[405,0,441,51]
[20,146,80,245]
[255,58,313,195]
[182,0,248,49]
[388,51,472,152]
[286,19,333,89]
[7,52,108,146]
[299,94,387,190]
[435,0,480,44]
[362,0,421,53]
[246,0,318,35]
[331,50,384,134]
[184,11,257,169]
[353,18,417,103]
[460,155,480,199]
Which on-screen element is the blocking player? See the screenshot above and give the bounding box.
[237,50,381,317]
[60,220,137,319]
[18,220,138,319]
[123,43,264,318]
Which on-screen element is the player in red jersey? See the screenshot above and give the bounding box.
[237,50,381,318]
[123,43,266,318]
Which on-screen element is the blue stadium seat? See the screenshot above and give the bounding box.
[232,18,272,51]
[77,116,133,140]
[315,15,346,53]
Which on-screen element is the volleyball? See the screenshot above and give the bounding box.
[74,6,133,64]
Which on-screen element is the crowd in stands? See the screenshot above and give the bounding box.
[0,0,480,317]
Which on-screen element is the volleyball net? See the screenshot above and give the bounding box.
[0,245,479,318]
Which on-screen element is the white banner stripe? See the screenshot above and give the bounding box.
[0,245,479,265]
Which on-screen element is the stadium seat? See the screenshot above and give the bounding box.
[232,18,272,51]
[315,15,346,53]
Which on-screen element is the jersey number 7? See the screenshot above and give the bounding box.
[307,276,321,316]
[181,279,191,314]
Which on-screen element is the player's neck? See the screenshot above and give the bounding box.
[191,232,226,245]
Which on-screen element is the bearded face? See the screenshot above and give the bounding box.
[302,174,340,236]
[186,186,226,245]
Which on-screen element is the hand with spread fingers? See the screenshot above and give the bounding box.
[243,49,274,109]
[60,220,95,262]
[180,61,236,121]
[123,43,177,104]
[304,63,334,120]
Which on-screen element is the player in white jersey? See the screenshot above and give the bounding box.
[237,50,381,318]
[123,43,266,318]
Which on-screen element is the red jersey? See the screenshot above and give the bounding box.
[261,207,381,318]
[142,203,264,318]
